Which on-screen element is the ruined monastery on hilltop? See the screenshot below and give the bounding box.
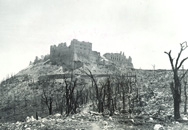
[50,39,133,68]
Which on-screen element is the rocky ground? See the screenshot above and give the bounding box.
[0,104,116,130]
[1,103,188,130]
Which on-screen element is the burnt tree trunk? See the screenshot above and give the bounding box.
[83,69,101,113]
[174,90,181,119]
[36,112,38,120]
[102,87,106,113]
[107,78,111,110]
[122,88,125,110]
[47,97,53,115]
[174,72,181,119]
[65,82,70,115]
[165,42,188,120]
[184,81,187,114]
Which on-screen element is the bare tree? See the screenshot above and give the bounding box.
[64,77,88,115]
[165,41,188,120]
[64,77,77,115]
[81,68,105,113]
[106,77,113,116]
[39,78,58,115]
[99,77,113,115]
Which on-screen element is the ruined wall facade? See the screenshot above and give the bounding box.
[50,43,70,57]
[103,52,133,68]
[50,42,73,66]
[89,51,100,63]
[70,39,92,55]
[50,39,100,66]
[50,40,133,68]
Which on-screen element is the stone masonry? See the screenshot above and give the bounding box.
[103,52,133,68]
[50,39,133,68]
[50,39,100,66]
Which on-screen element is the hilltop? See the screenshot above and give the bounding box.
[0,39,134,123]
[0,40,188,129]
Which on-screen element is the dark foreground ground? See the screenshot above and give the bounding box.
[1,104,188,130]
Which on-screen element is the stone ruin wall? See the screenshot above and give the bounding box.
[50,42,73,66]
[71,40,100,63]
[50,39,133,68]
[89,51,100,63]
[70,39,92,62]
[50,39,100,65]
[70,39,92,56]
[103,52,133,68]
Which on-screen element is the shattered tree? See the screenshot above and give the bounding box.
[81,68,103,113]
[39,79,56,115]
[182,66,188,114]
[165,41,188,120]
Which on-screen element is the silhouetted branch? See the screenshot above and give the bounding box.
[175,45,184,68]
[177,57,188,70]
[164,50,175,71]
[180,69,188,81]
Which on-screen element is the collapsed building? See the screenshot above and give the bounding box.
[50,39,100,68]
[103,52,133,68]
[50,39,133,69]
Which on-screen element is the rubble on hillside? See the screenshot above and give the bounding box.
[1,103,188,130]
[1,59,188,129]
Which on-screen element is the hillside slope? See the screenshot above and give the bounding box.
[1,58,188,130]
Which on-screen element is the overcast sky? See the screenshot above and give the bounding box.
[1,0,188,81]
